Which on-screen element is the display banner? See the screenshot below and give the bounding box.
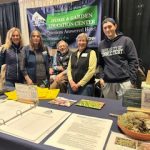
[27,0,102,49]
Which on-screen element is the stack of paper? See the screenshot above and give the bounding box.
[45,113,112,150]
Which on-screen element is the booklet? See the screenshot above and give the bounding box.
[106,131,150,150]
[49,97,77,107]
[45,113,113,150]
[122,88,141,108]
[76,99,105,109]
[0,104,71,143]
[141,88,150,109]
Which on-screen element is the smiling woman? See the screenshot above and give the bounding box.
[0,27,24,88]
[19,30,50,87]
[67,33,97,96]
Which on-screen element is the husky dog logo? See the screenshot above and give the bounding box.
[32,12,45,26]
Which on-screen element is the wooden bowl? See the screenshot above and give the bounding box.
[118,121,150,141]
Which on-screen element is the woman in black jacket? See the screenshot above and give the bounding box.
[0,27,24,88]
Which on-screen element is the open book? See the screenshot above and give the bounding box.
[0,100,34,124]
[0,101,71,143]
[0,83,71,143]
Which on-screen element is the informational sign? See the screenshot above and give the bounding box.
[27,0,102,49]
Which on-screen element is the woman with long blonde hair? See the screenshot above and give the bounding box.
[0,27,24,88]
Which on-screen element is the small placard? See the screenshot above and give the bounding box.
[15,83,38,104]
[141,89,150,109]
[122,89,141,108]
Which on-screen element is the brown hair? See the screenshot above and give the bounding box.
[29,30,44,51]
[102,18,116,25]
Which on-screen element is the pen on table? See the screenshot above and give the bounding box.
[109,113,119,117]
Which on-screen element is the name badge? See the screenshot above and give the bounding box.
[81,53,88,57]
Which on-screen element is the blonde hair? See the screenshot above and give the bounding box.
[4,27,23,49]
[29,30,44,51]
[76,33,89,42]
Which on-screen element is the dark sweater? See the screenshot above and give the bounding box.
[99,34,139,84]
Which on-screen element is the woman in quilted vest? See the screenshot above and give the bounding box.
[0,27,24,88]
[20,30,50,87]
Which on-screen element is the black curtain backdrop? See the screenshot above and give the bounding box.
[102,0,118,20]
[102,0,150,72]
[0,2,20,44]
[101,0,119,39]
[119,0,150,72]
